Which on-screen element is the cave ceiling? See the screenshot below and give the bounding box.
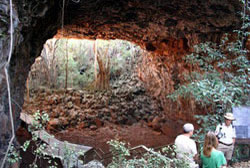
[56,0,241,52]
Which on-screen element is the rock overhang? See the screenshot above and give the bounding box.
[54,0,242,54]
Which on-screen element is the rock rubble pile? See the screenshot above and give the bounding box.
[23,73,164,131]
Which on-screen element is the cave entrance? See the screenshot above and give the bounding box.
[23,38,149,130]
[25,38,140,91]
[20,38,173,166]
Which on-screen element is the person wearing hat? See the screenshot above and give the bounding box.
[175,123,198,168]
[215,113,236,164]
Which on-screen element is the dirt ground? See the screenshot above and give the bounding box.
[55,121,174,155]
[55,121,175,166]
[17,121,174,167]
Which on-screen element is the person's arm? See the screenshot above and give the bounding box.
[233,138,236,144]
[217,151,227,168]
[215,124,220,136]
[193,153,199,162]
[192,141,198,155]
[232,126,236,145]
[191,141,198,161]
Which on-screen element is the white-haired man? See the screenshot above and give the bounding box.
[175,123,198,168]
[215,113,236,165]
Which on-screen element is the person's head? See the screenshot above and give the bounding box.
[203,131,218,157]
[183,123,194,136]
[224,113,235,126]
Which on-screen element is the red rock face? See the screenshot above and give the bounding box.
[137,37,205,121]
[56,0,242,54]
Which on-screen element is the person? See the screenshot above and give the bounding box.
[215,113,236,164]
[201,131,227,168]
[175,123,198,168]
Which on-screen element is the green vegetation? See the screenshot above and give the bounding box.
[8,111,86,167]
[168,36,249,144]
[167,0,249,158]
[107,140,190,168]
[28,39,141,90]
[7,111,58,167]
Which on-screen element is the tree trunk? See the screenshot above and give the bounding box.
[94,40,98,88]
[65,39,68,90]
[95,45,110,90]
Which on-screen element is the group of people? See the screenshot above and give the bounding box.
[175,113,236,168]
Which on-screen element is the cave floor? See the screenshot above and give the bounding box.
[17,118,173,167]
[55,121,174,159]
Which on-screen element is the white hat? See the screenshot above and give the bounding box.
[183,123,194,132]
[224,113,235,121]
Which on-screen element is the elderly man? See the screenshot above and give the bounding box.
[175,123,198,168]
[215,113,236,165]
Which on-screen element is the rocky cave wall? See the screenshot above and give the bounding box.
[0,0,242,165]
[0,0,62,165]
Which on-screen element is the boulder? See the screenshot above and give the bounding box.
[48,118,60,126]
[151,116,162,131]
[94,118,103,128]
[90,125,97,130]
[82,160,104,168]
